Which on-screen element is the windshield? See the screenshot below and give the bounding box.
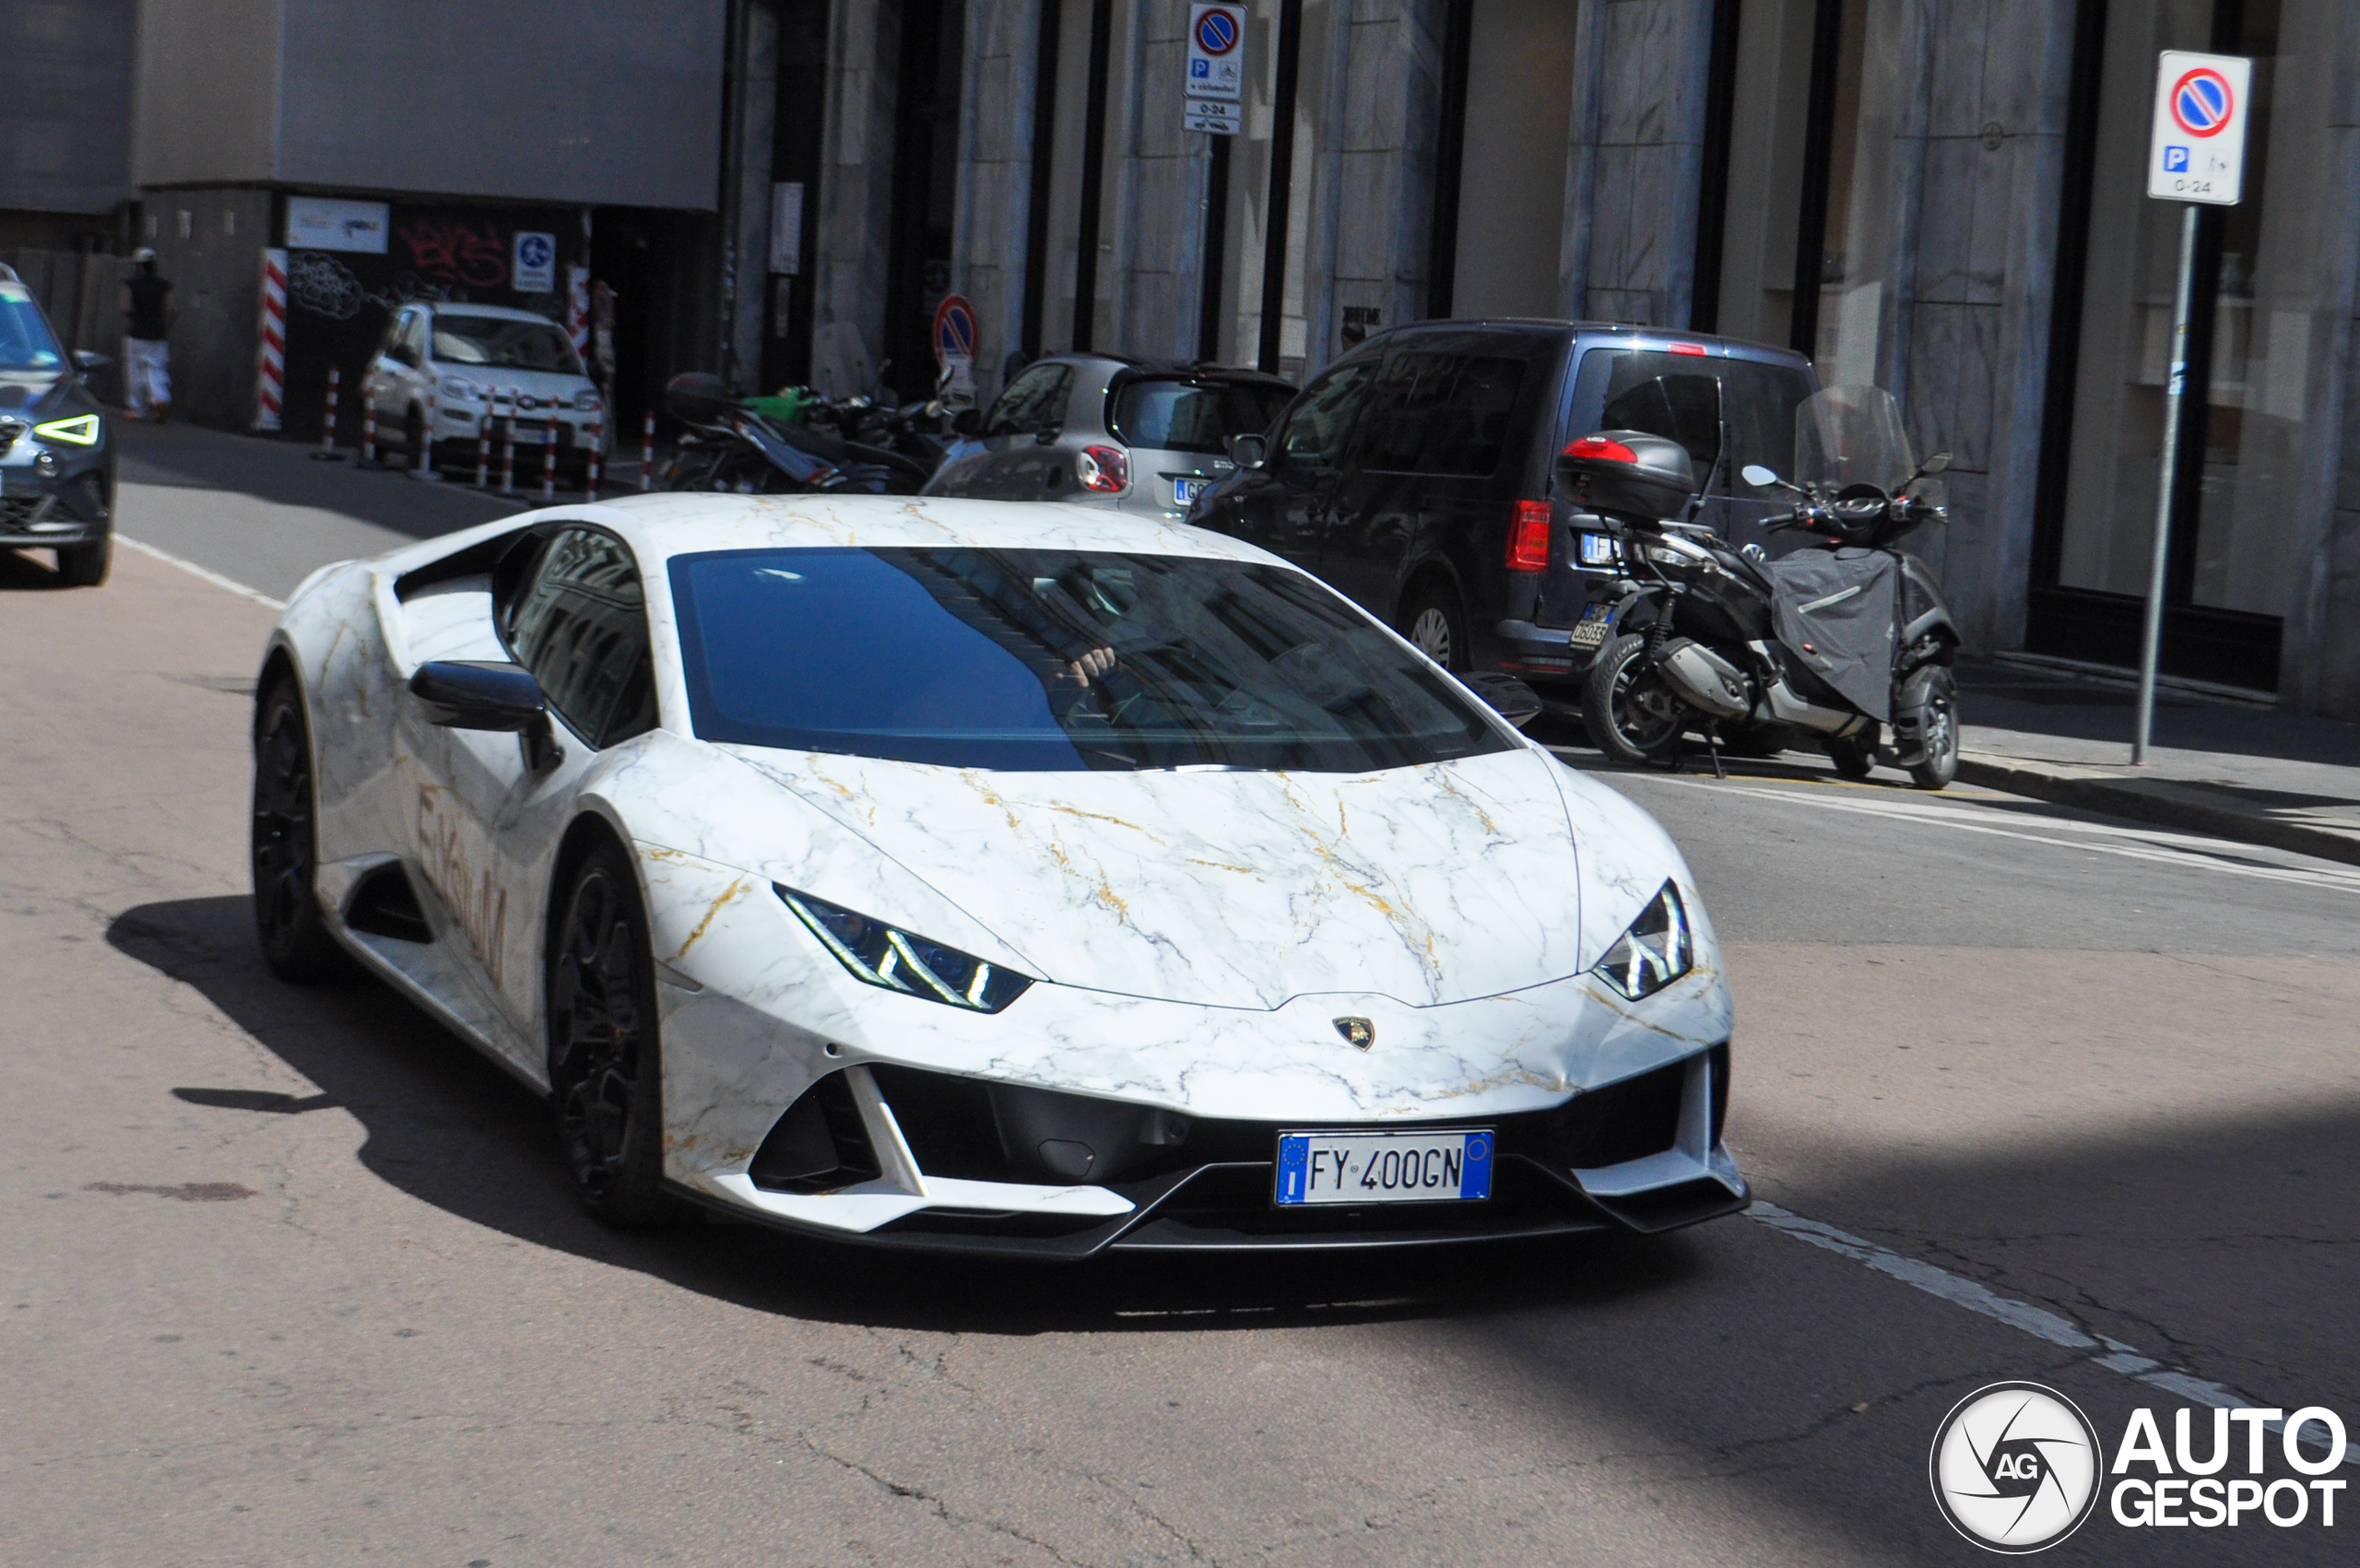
[1795,384,1916,492]
[1106,378,1292,455]
[431,314,583,374]
[0,284,65,373]
[668,547,1512,772]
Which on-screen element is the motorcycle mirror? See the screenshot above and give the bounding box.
[1740,464,1779,489]
[1918,451,1953,476]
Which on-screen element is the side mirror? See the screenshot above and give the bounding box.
[1457,671,1544,730]
[950,407,985,438]
[1740,465,1779,489]
[409,661,560,769]
[1226,432,1267,469]
[1032,426,1061,445]
[1919,451,1953,476]
[73,349,113,372]
[664,371,734,424]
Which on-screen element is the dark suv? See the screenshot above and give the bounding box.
[1188,321,1817,689]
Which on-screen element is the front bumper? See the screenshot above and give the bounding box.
[0,456,110,548]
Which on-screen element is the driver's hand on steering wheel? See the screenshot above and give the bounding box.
[1063,647,1117,688]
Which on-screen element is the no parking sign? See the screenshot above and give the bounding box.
[2147,51,2250,205]
[932,293,976,406]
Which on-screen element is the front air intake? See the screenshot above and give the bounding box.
[749,1072,881,1193]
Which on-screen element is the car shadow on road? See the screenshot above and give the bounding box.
[106,893,1713,1335]
[0,548,68,589]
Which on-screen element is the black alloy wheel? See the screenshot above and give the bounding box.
[1582,632,1688,765]
[548,841,674,1227]
[1399,581,1469,673]
[250,680,350,981]
[1899,665,1960,791]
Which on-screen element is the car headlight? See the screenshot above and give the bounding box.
[775,885,1032,1012]
[32,414,100,446]
[1591,880,1693,1000]
[440,376,484,401]
[573,390,603,412]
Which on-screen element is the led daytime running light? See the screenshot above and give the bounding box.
[1591,880,1693,1001]
[32,414,100,446]
[775,885,1032,1013]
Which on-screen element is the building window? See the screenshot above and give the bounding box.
[2033,0,2322,690]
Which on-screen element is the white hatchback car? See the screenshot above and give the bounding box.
[368,302,608,477]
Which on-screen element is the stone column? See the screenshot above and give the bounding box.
[950,0,1044,402]
[1311,0,1446,370]
[1559,0,1715,326]
[726,0,780,389]
[812,0,901,396]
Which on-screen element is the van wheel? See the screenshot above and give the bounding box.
[1399,582,1469,672]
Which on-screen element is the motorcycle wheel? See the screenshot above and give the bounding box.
[1583,633,1690,765]
[1896,665,1960,790]
[1823,732,1876,780]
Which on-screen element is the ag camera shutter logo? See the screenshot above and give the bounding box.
[1929,1383,2104,1553]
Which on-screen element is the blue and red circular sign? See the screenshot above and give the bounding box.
[932,294,975,364]
[1195,7,1240,55]
[2170,67,2235,137]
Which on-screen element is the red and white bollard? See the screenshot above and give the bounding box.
[254,249,287,432]
[541,409,559,501]
[584,419,604,499]
[360,371,377,465]
[640,409,656,491]
[314,364,341,458]
[500,392,518,494]
[475,411,491,488]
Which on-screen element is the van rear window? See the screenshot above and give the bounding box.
[1106,378,1292,454]
[1575,349,1813,491]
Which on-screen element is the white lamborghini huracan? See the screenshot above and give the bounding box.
[252,493,1742,1253]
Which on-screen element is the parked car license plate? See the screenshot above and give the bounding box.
[1577,530,1622,566]
[1172,477,1207,506]
[1568,603,1613,649]
[1273,1128,1494,1206]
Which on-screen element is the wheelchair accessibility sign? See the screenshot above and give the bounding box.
[2148,51,2249,205]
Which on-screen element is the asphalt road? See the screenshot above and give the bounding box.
[3,425,2354,1565]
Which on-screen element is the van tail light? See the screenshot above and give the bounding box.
[1506,499,1552,572]
[1077,445,1129,492]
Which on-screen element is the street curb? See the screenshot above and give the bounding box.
[1956,750,2360,870]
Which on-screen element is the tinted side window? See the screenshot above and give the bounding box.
[985,364,1075,437]
[1575,349,1812,490]
[1272,361,1375,474]
[505,529,655,748]
[1356,352,1528,477]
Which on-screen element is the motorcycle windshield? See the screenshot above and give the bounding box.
[1795,384,1916,494]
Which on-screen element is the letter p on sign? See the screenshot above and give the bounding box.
[2148,51,2250,205]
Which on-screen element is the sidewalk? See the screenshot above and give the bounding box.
[1955,657,2360,867]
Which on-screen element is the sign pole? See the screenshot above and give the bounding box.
[2131,50,2249,763]
[2132,203,2200,766]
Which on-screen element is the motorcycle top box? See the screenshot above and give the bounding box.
[1555,431,1696,526]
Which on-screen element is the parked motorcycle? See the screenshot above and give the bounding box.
[1568,384,1962,789]
[652,372,932,496]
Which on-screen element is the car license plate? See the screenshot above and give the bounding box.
[1172,477,1206,505]
[1273,1128,1493,1206]
[1577,530,1622,566]
[1568,603,1613,649]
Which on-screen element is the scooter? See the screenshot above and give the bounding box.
[1567,384,1962,789]
[651,372,928,496]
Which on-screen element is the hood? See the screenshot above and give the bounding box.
[721,744,1587,1009]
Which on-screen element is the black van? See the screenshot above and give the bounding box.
[1188,321,1818,689]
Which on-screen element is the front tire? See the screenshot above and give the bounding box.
[1583,633,1689,765]
[251,679,351,981]
[548,841,675,1227]
[1896,665,1960,790]
[54,530,111,587]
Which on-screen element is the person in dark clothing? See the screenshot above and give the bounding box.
[122,249,174,421]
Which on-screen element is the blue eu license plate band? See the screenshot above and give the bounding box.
[1173,477,1203,503]
[1272,1129,1495,1206]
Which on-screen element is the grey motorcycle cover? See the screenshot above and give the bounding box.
[1765,548,1898,720]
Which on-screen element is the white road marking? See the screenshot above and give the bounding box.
[1751,1202,2360,1467]
[116,534,286,610]
[1638,772,2360,894]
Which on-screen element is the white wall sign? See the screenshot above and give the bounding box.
[2147,51,2250,206]
[1184,100,1243,136]
[286,196,389,253]
[1185,4,1247,102]
[770,182,804,275]
[513,231,557,293]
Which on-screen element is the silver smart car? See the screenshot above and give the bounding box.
[925,355,1292,521]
